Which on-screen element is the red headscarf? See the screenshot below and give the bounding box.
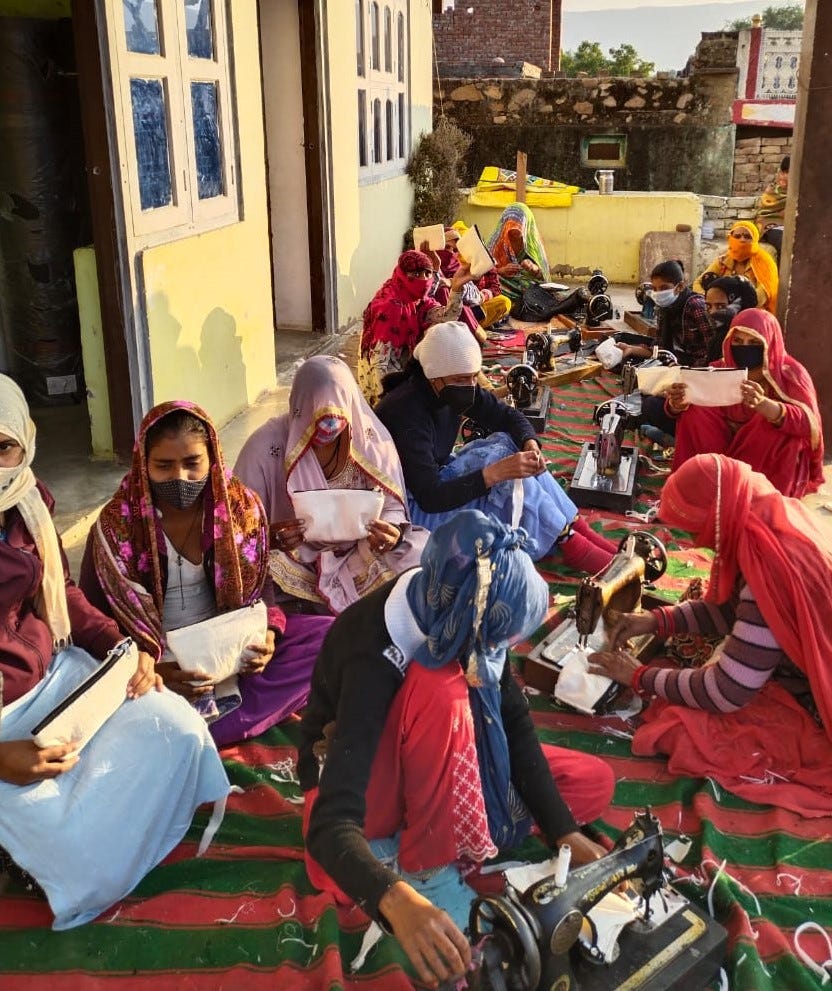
[360,251,438,355]
[660,453,832,739]
[719,308,824,490]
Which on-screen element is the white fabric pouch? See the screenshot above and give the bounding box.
[166,601,268,682]
[291,488,384,544]
[595,336,623,369]
[554,646,618,715]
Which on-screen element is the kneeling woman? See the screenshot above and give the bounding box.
[668,309,824,498]
[589,454,832,817]
[300,512,615,988]
[0,377,228,929]
[375,321,617,572]
[81,401,332,746]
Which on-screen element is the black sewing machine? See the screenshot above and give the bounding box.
[505,363,552,433]
[468,809,727,991]
[524,532,668,695]
[586,269,614,328]
[635,282,656,322]
[567,398,640,512]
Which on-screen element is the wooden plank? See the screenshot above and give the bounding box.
[515,151,527,203]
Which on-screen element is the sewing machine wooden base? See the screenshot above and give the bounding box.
[523,592,668,696]
[573,899,727,991]
[568,442,639,513]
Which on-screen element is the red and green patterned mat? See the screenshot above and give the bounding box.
[1,374,829,990]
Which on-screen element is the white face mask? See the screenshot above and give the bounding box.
[650,287,679,309]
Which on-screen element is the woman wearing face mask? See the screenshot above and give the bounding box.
[667,309,824,498]
[375,322,617,572]
[693,221,779,313]
[81,401,332,745]
[234,356,428,616]
[358,249,475,406]
[703,275,760,362]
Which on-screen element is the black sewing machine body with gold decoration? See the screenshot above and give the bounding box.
[468,810,727,991]
[525,533,668,696]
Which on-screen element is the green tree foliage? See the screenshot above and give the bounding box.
[729,4,804,30]
[405,116,472,237]
[561,41,655,78]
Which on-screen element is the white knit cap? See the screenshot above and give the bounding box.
[413,321,482,379]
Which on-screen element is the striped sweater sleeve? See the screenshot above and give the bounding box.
[642,585,785,713]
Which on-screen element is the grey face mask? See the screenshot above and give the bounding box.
[149,474,209,510]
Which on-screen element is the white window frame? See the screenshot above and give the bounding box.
[108,0,239,243]
[357,0,410,184]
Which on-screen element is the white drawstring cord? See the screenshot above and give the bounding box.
[794,922,832,986]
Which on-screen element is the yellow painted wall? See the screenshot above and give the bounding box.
[0,1,69,15]
[459,192,703,283]
[325,1,433,327]
[140,0,275,426]
[73,247,113,458]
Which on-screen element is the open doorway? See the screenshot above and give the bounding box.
[258,0,328,337]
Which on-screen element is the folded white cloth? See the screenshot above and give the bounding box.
[291,488,384,544]
[554,646,616,715]
[166,601,268,683]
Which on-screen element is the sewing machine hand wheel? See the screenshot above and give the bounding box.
[460,418,490,444]
[618,530,668,583]
[470,895,541,991]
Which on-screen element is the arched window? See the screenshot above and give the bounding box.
[385,99,394,160]
[370,2,380,71]
[356,0,365,77]
[384,7,393,72]
[357,90,367,166]
[372,98,382,163]
[398,92,406,158]
[397,12,405,83]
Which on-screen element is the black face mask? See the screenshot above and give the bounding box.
[730,343,765,370]
[438,384,476,414]
[708,302,741,334]
[150,474,209,510]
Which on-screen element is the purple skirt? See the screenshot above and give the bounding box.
[210,612,333,746]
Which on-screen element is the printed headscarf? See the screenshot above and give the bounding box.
[89,400,268,659]
[719,309,824,490]
[0,374,70,648]
[360,251,439,354]
[406,510,549,847]
[487,202,550,279]
[725,221,779,313]
[660,454,832,739]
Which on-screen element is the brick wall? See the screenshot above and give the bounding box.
[433,1,561,73]
[732,132,792,195]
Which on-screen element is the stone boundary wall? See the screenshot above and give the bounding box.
[699,194,758,237]
[732,133,793,196]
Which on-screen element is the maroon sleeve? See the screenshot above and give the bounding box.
[477,269,502,297]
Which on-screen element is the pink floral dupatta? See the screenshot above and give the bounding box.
[89,401,268,659]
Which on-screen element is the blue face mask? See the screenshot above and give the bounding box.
[651,287,679,309]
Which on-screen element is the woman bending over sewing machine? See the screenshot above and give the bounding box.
[374,321,618,573]
[487,202,550,304]
[0,377,228,929]
[80,401,333,746]
[300,511,615,988]
[588,453,832,817]
[668,308,823,499]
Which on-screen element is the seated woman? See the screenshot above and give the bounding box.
[234,356,428,616]
[702,274,760,362]
[357,249,473,407]
[693,221,779,313]
[667,309,824,499]
[374,322,617,573]
[300,511,615,988]
[486,202,550,305]
[440,223,512,328]
[754,155,789,257]
[589,453,832,817]
[0,377,228,929]
[81,401,332,747]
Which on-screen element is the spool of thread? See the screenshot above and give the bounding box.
[554,843,572,887]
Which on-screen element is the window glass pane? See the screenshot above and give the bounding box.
[356,0,365,76]
[124,0,161,55]
[358,90,367,167]
[191,81,223,199]
[384,7,392,73]
[185,0,215,59]
[397,13,405,82]
[371,3,380,70]
[385,100,393,160]
[372,98,381,163]
[398,92,405,158]
[130,78,173,210]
